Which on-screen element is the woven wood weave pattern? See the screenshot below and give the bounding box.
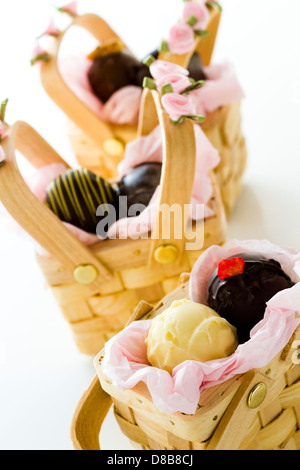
[95,281,300,451]
[67,120,136,179]
[37,211,225,355]
[112,369,300,450]
[203,102,247,216]
[68,101,247,216]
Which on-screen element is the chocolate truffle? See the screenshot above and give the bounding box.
[146,299,238,374]
[207,253,295,344]
[88,48,147,103]
[136,50,207,87]
[187,52,208,82]
[45,169,119,234]
[117,163,162,218]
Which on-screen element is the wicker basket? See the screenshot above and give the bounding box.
[71,276,300,451]
[39,7,221,177]
[201,102,247,216]
[0,88,226,356]
[38,7,247,216]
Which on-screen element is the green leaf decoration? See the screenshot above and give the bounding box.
[30,53,51,67]
[171,114,206,125]
[143,77,157,90]
[56,6,76,17]
[206,1,222,12]
[194,30,210,38]
[0,99,8,122]
[161,83,174,96]
[159,40,170,53]
[181,80,206,95]
[143,55,156,67]
[186,114,207,123]
[186,15,199,27]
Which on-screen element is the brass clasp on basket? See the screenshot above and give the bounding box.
[73,264,99,285]
[247,383,267,409]
[292,340,300,365]
[153,244,179,265]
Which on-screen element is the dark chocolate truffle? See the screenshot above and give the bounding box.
[207,253,295,344]
[45,169,119,234]
[117,163,162,218]
[136,50,207,87]
[88,50,146,103]
[187,52,207,82]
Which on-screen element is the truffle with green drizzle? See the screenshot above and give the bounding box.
[45,169,119,234]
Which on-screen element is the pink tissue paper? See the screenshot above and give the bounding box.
[101,239,300,415]
[59,57,244,126]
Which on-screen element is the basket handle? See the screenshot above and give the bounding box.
[40,6,221,147]
[13,120,70,169]
[71,371,267,451]
[40,14,125,147]
[71,375,112,451]
[159,4,222,68]
[138,89,196,268]
[70,300,154,451]
[0,121,112,287]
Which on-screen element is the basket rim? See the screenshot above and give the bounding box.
[95,278,300,419]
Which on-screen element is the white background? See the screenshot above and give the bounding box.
[0,0,300,450]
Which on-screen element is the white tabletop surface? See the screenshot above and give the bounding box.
[1,0,300,450]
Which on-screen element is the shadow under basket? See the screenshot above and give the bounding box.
[71,278,300,451]
[39,8,247,216]
[0,89,226,356]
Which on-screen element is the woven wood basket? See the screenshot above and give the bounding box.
[71,276,300,451]
[39,7,246,216]
[0,88,226,356]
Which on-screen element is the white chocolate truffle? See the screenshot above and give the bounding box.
[146,299,238,374]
